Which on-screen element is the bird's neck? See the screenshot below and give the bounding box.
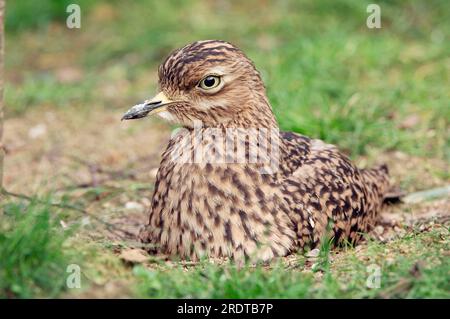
[215,91,278,130]
[229,106,278,129]
[235,84,278,129]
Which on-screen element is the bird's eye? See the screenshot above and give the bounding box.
[199,75,221,90]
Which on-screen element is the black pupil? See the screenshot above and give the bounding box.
[203,77,216,87]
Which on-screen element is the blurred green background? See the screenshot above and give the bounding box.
[5,0,449,158]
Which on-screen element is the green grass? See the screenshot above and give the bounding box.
[5,0,96,32]
[0,201,77,298]
[1,200,447,298]
[4,74,96,115]
[133,227,449,298]
[133,263,315,298]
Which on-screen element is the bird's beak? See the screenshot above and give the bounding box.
[121,92,173,121]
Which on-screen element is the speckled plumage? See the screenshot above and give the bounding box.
[129,40,390,262]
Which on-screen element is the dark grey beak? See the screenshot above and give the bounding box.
[121,100,163,121]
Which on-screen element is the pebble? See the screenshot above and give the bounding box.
[28,124,47,139]
[125,201,145,213]
[306,248,320,258]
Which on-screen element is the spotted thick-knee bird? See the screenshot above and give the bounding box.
[122,40,390,262]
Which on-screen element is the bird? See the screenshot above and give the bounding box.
[122,40,391,262]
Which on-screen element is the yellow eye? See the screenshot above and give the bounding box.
[199,75,221,90]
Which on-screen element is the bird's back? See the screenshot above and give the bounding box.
[279,131,390,248]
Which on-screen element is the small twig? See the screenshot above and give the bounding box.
[1,188,136,237]
[57,155,158,193]
[2,188,85,212]
[55,176,126,191]
[69,155,140,180]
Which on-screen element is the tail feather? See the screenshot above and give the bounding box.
[361,164,390,199]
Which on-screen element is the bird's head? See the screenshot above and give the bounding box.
[122,40,277,128]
